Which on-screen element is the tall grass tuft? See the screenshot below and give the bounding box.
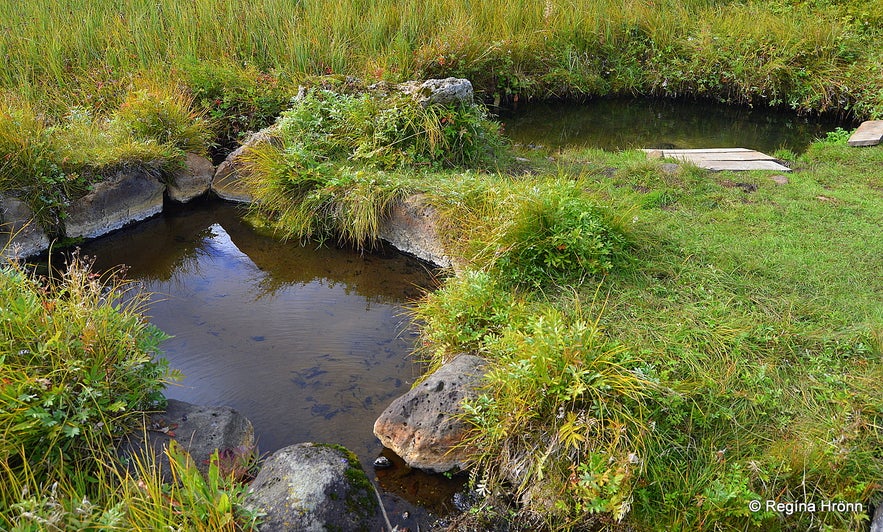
[242,86,505,247]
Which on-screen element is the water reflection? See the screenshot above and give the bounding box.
[76,198,461,521]
[499,98,849,153]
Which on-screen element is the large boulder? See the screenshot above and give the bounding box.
[167,153,213,203]
[212,128,277,203]
[118,399,255,482]
[65,170,164,239]
[1,195,50,260]
[399,78,474,107]
[245,443,383,532]
[379,194,455,269]
[373,354,487,473]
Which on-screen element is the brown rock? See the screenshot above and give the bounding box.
[167,153,213,203]
[373,354,486,473]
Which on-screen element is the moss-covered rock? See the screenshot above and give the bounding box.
[245,442,383,532]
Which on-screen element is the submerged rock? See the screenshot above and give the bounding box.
[65,170,164,239]
[373,354,487,473]
[0,195,50,261]
[167,153,213,203]
[872,503,883,532]
[245,443,383,532]
[118,399,255,482]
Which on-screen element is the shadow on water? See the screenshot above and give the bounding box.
[498,97,850,153]
[73,198,464,524]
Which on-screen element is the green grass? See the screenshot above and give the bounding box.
[401,131,882,529]
[231,91,882,527]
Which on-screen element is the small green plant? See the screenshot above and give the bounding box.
[0,253,175,487]
[184,61,291,150]
[493,194,626,289]
[820,126,852,145]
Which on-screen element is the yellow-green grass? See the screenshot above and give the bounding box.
[2,0,882,120]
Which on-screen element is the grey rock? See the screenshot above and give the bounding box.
[212,128,278,203]
[379,194,454,269]
[118,399,255,483]
[400,78,474,107]
[245,443,383,532]
[65,170,164,239]
[660,162,681,175]
[1,195,50,261]
[373,354,487,473]
[167,153,213,203]
[770,174,789,185]
[872,503,883,532]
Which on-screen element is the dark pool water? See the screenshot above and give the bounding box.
[77,199,463,522]
[498,98,849,153]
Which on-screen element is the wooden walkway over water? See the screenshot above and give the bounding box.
[643,148,791,172]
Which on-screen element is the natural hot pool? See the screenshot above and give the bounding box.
[76,198,462,521]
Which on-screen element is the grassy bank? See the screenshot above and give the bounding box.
[1,1,881,529]
[2,0,881,231]
[236,90,882,530]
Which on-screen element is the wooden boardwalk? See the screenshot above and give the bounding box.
[644,148,791,172]
[848,120,883,147]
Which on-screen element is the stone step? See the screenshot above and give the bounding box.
[847,120,883,147]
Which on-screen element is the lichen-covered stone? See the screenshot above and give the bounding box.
[1,195,50,260]
[65,170,164,239]
[373,354,486,473]
[399,78,474,107]
[245,443,383,532]
[167,153,213,203]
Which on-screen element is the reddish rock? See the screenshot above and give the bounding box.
[373,354,486,473]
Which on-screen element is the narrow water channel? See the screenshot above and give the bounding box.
[77,199,462,522]
[498,98,848,153]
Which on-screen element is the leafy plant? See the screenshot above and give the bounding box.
[493,194,626,289]
[0,253,175,487]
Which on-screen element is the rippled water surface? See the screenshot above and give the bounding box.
[79,200,463,519]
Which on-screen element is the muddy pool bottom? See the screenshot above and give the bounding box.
[76,198,465,524]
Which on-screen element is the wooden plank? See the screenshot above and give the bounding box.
[664,151,776,161]
[698,160,791,172]
[644,147,790,171]
[848,120,883,147]
[660,148,753,154]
